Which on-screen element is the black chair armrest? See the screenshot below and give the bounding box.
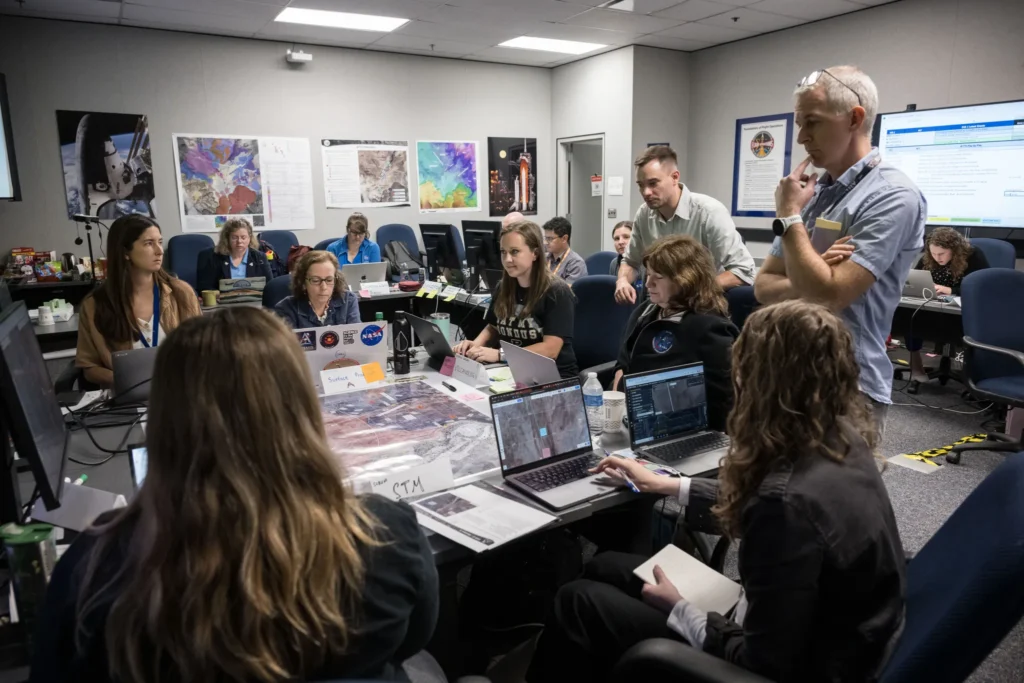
[962,336,1024,369]
[579,360,618,389]
[612,638,773,683]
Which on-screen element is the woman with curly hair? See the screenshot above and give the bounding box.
[527,300,905,683]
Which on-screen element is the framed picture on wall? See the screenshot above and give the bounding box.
[731,113,794,217]
[487,137,536,216]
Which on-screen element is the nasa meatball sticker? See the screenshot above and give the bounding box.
[652,331,675,354]
[360,324,385,346]
[320,330,340,349]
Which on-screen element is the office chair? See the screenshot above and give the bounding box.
[969,237,1016,270]
[724,285,759,329]
[946,269,1024,464]
[612,452,1024,683]
[377,224,420,259]
[573,275,635,386]
[165,234,214,293]
[262,275,292,309]
[584,250,617,276]
[314,237,340,252]
[258,230,299,259]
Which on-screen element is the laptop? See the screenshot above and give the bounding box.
[111,346,158,405]
[128,443,148,492]
[902,269,938,300]
[342,262,388,287]
[218,276,266,304]
[501,341,560,387]
[406,313,454,370]
[490,378,612,511]
[622,363,729,476]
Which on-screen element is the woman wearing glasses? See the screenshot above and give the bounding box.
[196,217,273,293]
[274,251,361,328]
[327,213,382,265]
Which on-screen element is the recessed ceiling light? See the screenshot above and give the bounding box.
[499,36,607,55]
[274,7,409,32]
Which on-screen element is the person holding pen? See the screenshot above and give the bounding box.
[527,300,905,683]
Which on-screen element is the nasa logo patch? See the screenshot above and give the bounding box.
[652,331,674,354]
[360,324,385,346]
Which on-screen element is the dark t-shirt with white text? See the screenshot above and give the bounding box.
[484,281,578,378]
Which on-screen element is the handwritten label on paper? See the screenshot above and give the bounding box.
[320,362,385,395]
[453,355,488,387]
[369,455,455,501]
[359,281,391,297]
[440,285,461,302]
[416,281,444,298]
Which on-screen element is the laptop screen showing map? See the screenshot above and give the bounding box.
[491,379,593,473]
[624,363,709,447]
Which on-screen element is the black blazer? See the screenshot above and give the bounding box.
[616,304,738,432]
[196,247,273,293]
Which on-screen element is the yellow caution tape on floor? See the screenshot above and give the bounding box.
[898,433,988,465]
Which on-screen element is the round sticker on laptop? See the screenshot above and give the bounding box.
[319,331,340,349]
[360,324,385,346]
[652,331,675,354]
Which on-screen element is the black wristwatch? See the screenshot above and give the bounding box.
[772,215,803,237]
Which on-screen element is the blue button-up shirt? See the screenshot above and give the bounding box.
[327,237,382,265]
[228,258,247,280]
[769,149,926,404]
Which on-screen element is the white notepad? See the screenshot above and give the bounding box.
[633,544,743,616]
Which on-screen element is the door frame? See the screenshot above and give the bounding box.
[556,134,605,237]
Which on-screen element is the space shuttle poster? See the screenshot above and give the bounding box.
[487,137,537,217]
[56,110,156,220]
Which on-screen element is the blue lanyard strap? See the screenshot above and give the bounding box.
[139,283,161,348]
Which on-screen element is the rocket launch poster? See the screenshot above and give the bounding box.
[487,137,537,217]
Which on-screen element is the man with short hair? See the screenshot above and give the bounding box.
[502,211,525,229]
[754,65,926,432]
[615,146,754,304]
[543,216,588,285]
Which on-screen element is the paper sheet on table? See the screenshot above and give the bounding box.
[487,367,513,383]
[633,544,742,616]
[952,296,961,307]
[413,485,555,552]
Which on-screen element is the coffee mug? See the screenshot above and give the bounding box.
[603,391,626,433]
[37,307,55,326]
[201,290,219,307]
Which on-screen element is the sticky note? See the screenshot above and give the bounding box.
[440,356,457,377]
[361,362,385,383]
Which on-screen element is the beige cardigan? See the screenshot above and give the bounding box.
[76,278,201,387]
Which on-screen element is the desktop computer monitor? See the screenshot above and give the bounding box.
[0,302,68,516]
[461,220,502,291]
[419,224,462,281]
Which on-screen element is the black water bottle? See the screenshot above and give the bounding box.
[393,312,411,375]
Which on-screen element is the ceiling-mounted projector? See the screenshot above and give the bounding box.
[286,49,312,64]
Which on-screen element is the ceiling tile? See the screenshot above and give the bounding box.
[255,19,385,45]
[413,4,549,31]
[698,6,803,31]
[121,3,280,32]
[624,0,689,12]
[563,7,684,33]
[525,22,634,46]
[125,0,281,19]
[440,0,593,22]
[847,0,897,5]
[394,19,526,44]
[285,0,443,20]
[703,0,763,5]
[2,0,123,19]
[635,33,713,51]
[655,21,754,42]
[654,0,731,22]
[747,0,862,21]
[467,46,559,66]
[370,33,486,56]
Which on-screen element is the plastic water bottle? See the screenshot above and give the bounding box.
[583,372,604,437]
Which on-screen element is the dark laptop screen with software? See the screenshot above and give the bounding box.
[491,380,592,471]
[624,364,708,446]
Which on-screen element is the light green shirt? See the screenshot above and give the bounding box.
[625,184,755,284]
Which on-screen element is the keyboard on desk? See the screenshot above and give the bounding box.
[512,453,601,492]
[641,432,730,464]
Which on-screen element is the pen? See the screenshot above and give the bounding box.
[620,473,641,494]
[441,381,457,392]
[74,475,87,486]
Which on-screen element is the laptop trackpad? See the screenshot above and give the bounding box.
[534,474,611,509]
[672,447,727,477]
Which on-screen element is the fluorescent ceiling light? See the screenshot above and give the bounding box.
[499,36,607,55]
[274,7,409,32]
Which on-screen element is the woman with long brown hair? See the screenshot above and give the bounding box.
[528,300,905,683]
[612,234,738,431]
[34,308,438,682]
[76,215,200,388]
[453,219,578,378]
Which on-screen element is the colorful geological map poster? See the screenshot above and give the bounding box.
[173,134,315,232]
[416,140,479,213]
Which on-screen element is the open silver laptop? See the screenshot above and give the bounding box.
[623,363,729,476]
[902,269,938,300]
[111,346,158,405]
[501,341,560,387]
[342,262,388,287]
[490,378,612,511]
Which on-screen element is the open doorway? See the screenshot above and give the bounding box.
[556,135,605,259]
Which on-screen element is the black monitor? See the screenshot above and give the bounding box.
[418,224,462,282]
[0,302,68,517]
[0,74,21,202]
[462,220,502,291]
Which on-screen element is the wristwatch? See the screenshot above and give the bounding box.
[499,347,506,362]
[772,215,803,237]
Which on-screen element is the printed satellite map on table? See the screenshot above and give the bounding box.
[320,380,497,481]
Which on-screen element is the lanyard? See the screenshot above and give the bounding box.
[139,283,160,348]
[551,249,572,276]
[814,154,882,219]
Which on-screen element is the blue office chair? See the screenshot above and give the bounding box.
[449,224,467,264]
[574,275,636,385]
[946,269,1024,463]
[377,224,420,258]
[314,237,340,252]
[969,237,1016,270]
[584,251,617,276]
[262,274,292,309]
[258,230,299,259]
[612,452,1024,683]
[725,285,759,329]
[165,234,214,293]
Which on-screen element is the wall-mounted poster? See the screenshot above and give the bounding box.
[731,113,794,217]
[417,141,479,213]
[321,139,410,209]
[173,134,315,232]
[57,110,156,219]
[487,137,536,216]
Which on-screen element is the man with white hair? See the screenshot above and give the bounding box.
[754,65,926,431]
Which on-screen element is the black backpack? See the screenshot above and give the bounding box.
[258,239,288,278]
[383,240,424,280]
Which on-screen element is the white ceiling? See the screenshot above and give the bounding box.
[0,0,898,67]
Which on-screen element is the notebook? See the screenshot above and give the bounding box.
[633,544,743,616]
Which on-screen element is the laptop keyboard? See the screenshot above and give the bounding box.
[514,453,602,492]
[643,432,730,464]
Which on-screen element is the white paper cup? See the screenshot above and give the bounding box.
[37,307,54,326]
[603,391,626,433]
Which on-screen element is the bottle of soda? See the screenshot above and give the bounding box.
[393,312,411,375]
